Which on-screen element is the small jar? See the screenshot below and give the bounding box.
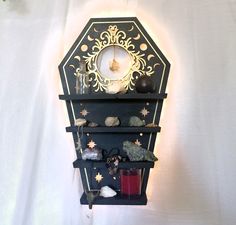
[120,168,141,197]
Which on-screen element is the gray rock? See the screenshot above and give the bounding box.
[128,116,145,127]
[105,117,120,127]
[88,122,99,127]
[123,141,158,162]
[74,118,87,126]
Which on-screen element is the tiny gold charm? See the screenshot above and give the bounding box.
[109,58,120,72]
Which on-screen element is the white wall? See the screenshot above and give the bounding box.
[0,0,236,225]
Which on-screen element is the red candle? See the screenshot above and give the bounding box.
[120,169,141,196]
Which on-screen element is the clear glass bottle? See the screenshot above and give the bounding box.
[76,60,90,94]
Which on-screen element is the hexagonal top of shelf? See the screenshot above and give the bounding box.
[59,17,170,94]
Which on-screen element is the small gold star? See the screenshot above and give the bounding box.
[95,172,103,183]
[140,107,150,117]
[80,109,89,117]
[134,139,142,146]
[87,140,96,148]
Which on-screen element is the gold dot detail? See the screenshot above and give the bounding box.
[81,44,88,52]
[140,43,147,51]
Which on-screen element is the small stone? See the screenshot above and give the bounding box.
[106,81,126,94]
[128,116,145,127]
[145,123,158,127]
[88,122,99,127]
[74,118,87,126]
[100,186,117,198]
[105,117,120,127]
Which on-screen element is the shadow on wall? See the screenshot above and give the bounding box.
[148,146,219,224]
[3,0,29,15]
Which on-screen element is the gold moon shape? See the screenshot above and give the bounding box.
[88,35,94,41]
[81,44,88,52]
[154,63,160,68]
[94,27,99,32]
[140,43,147,51]
[134,34,140,40]
[69,64,75,69]
[147,54,155,61]
[74,55,81,61]
[128,26,134,31]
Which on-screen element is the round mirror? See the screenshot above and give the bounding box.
[96,45,132,80]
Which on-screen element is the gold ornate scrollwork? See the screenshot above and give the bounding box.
[81,25,155,92]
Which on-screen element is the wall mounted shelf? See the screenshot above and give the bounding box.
[58,17,170,207]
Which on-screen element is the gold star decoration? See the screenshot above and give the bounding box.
[80,109,89,117]
[87,140,96,148]
[95,172,103,183]
[140,107,150,117]
[134,139,142,146]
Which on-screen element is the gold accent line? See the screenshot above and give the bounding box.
[84,168,91,191]
[148,99,159,151]
[147,133,152,151]
[152,100,158,124]
[62,67,75,120]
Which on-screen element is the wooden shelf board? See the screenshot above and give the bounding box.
[80,192,147,205]
[73,159,155,169]
[66,126,161,133]
[59,93,167,101]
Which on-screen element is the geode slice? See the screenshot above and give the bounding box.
[82,147,103,160]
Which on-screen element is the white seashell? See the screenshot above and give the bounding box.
[100,186,117,198]
[74,118,87,126]
[106,81,126,94]
[105,117,120,127]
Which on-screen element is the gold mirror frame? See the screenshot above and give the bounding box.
[83,25,154,92]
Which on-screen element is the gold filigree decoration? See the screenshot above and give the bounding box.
[82,25,155,92]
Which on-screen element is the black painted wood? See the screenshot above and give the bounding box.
[59,93,167,100]
[58,17,170,206]
[66,126,161,133]
[80,192,147,205]
[73,159,155,169]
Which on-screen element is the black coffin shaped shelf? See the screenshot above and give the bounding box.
[58,17,170,206]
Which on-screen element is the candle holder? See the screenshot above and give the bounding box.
[120,168,141,197]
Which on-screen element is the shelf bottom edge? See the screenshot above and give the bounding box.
[80,192,148,205]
